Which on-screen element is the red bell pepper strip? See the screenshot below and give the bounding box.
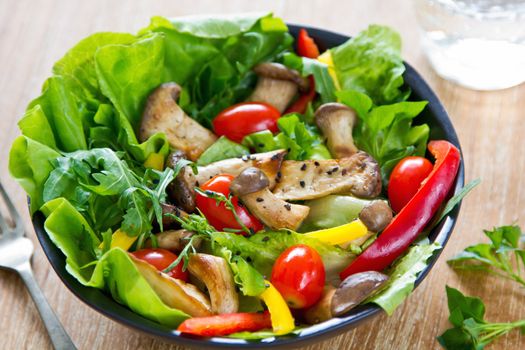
[297,28,320,59]
[286,29,320,115]
[285,76,316,114]
[177,311,272,337]
[340,140,461,279]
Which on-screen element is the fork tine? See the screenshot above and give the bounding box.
[0,181,24,236]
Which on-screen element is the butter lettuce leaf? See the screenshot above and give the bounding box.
[338,90,429,183]
[368,241,441,315]
[331,25,409,105]
[40,198,189,326]
[242,114,331,160]
[197,136,249,166]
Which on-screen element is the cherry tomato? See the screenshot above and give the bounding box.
[270,244,325,309]
[388,156,434,213]
[195,174,264,233]
[131,248,188,281]
[212,102,280,143]
[297,29,320,59]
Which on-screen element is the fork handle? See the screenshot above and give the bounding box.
[17,262,77,350]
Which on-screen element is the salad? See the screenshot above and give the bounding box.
[9,13,461,338]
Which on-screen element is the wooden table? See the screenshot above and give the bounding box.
[1,0,524,349]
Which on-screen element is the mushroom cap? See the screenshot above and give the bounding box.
[253,62,310,92]
[230,167,270,196]
[359,200,393,232]
[331,271,389,316]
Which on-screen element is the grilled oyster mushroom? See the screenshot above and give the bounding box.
[248,63,309,113]
[315,103,359,158]
[166,150,196,212]
[303,271,389,324]
[188,254,239,314]
[177,149,286,195]
[230,167,310,230]
[272,152,382,201]
[359,200,393,233]
[130,254,212,317]
[139,82,217,161]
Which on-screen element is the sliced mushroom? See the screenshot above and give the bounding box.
[315,103,359,158]
[303,271,388,324]
[130,254,212,317]
[148,229,201,252]
[178,149,286,195]
[248,63,309,113]
[273,151,382,201]
[359,200,393,233]
[139,82,217,161]
[230,167,310,230]
[166,150,196,212]
[160,203,187,230]
[188,253,238,314]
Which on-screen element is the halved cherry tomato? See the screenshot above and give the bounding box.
[177,311,272,336]
[270,244,325,309]
[388,156,434,213]
[195,174,264,233]
[212,102,280,143]
[131,248,188,281]
[297,29,320,59]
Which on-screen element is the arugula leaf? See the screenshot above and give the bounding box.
[331,25,409,105]
[437,286,525,349]
[448,225,525,287]
[196,136,249,166]
[242,114,331,160]
[368,241,441,315]
[42,148,174,238]
[338,90,429,183]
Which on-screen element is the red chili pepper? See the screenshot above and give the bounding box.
[340,140,461,279]
[297,29,320,59]
[285,76,316,115]
[177,311,272,337]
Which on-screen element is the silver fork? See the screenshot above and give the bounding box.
[0,182,76,350]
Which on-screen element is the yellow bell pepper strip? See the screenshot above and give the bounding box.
[259,280,295,335]
[305,219,368,245]
[143,152,164,171]
[317,51,341,91]
[98,229,137,251]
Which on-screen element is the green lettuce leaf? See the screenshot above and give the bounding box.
[331,25,409,105]
[197,136,249,166]
[242,114,331,160]
[368,241,441,315]
[9,136,61,213]
[40,198,189,326]
[210,230,354,285]
[338,90,429,183]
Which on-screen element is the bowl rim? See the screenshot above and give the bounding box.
[31,23,465,349]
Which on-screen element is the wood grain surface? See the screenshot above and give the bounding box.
[1,0,524,349]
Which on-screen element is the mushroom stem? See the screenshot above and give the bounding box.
[230,167,310,230]
[315,103,359,158]
[248,63,309,113]
[188,254,239,314]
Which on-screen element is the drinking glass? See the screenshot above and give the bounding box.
[413,0,525,90]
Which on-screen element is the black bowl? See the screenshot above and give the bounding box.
[32,24,465,349]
